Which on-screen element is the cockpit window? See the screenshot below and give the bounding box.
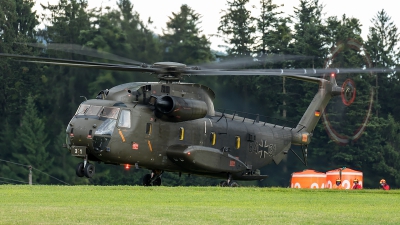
[85,105,102,116]
[95,119,116,135]
[100,107,120,119]
[118,110,131,128]
[76,104,90,115]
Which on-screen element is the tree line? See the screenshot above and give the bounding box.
[0,0,399,188]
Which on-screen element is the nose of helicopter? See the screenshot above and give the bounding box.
[67,117,97,150]
[67,103,122,155]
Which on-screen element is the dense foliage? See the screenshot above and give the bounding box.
[1,0,399,188]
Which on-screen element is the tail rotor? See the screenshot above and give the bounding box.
[341,79,356,106]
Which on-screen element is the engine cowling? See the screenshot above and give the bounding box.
[154,95,207,122]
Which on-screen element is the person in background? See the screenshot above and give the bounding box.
[334,178,343,189]
[380,179,390,190]
[352,179,362,189]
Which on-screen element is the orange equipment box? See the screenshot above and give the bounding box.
[291,169,326,189]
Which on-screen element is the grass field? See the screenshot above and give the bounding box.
[0,186,399,225]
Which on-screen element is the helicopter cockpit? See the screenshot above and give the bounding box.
[67,100,132,158]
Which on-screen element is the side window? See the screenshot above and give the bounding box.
[235,136,241,149]
[210,132,216,146]
[179,127,184,140]
[146,123,152,135]
[118,110,131,128]
[76,104,90,115]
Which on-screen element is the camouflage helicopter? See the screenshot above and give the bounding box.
[0,44,392,186]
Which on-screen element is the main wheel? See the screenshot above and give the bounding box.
[219,181,228,187]
[153,177,162,186]
[84,163,95,178]
[76,162,84,177]
[229,182,239,187]
[143,174,152,186]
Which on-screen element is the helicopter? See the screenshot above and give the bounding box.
[0,44,394,186]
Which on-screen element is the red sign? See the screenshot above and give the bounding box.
[132,142,139,150]
[229,160,235,167]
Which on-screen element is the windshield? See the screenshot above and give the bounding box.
[86,105,102,116]
[95,119,117,135]
[100,107,120,119]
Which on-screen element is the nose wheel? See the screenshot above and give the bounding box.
[76,162,84,177]
[75,161,95,178]
[84,163,95,178]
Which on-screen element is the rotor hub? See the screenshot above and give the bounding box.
[341,79,356,106]
[152,62,187,81]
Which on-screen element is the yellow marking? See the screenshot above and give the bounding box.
[211,132,216,145]
[179,127,184,140]
[118,129,126,142]
[235,136,241,149]
[147,140,153,152]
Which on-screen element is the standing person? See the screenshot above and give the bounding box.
[352,179,362,189]
[380,179,390,190]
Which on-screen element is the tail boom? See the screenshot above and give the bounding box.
[287,75,341,138]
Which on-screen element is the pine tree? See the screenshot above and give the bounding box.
[291,0,326,68]
[217,0,258,112]
[14,0,38,38]
[253,1,292,120]
[255,0,284,55]
[0,0,40,125]
[218,0,256,55]
[38,0,96,139]
[161,4,214,64]
[11,95,53,184]
[365,9,400,119]
[79,0,162,93]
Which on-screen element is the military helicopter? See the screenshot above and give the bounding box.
[0,44,394,186]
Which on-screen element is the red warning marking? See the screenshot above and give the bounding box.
[132,142,139,150]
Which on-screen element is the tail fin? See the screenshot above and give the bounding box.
[287,75,342,134]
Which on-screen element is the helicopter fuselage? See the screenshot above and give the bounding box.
[66,82,312,181]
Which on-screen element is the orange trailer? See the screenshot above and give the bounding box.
[325,168,363,189]
[291,169,326,189]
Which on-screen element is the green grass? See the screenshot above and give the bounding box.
[0,186,399,225]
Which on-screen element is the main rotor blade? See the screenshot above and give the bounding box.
[187,69,285,76]
[22,43,145,66]
[193,54,313,70]
[0,53,159,73]
[187,67,398,76]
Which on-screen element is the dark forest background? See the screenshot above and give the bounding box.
[1,0,400,188]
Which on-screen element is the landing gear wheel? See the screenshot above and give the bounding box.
[76,162,84,177]
[84,163,95,178]
[219,181,228,187]
[229,182,239,187]
[153,177,162,186]
[143,174,152,186]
